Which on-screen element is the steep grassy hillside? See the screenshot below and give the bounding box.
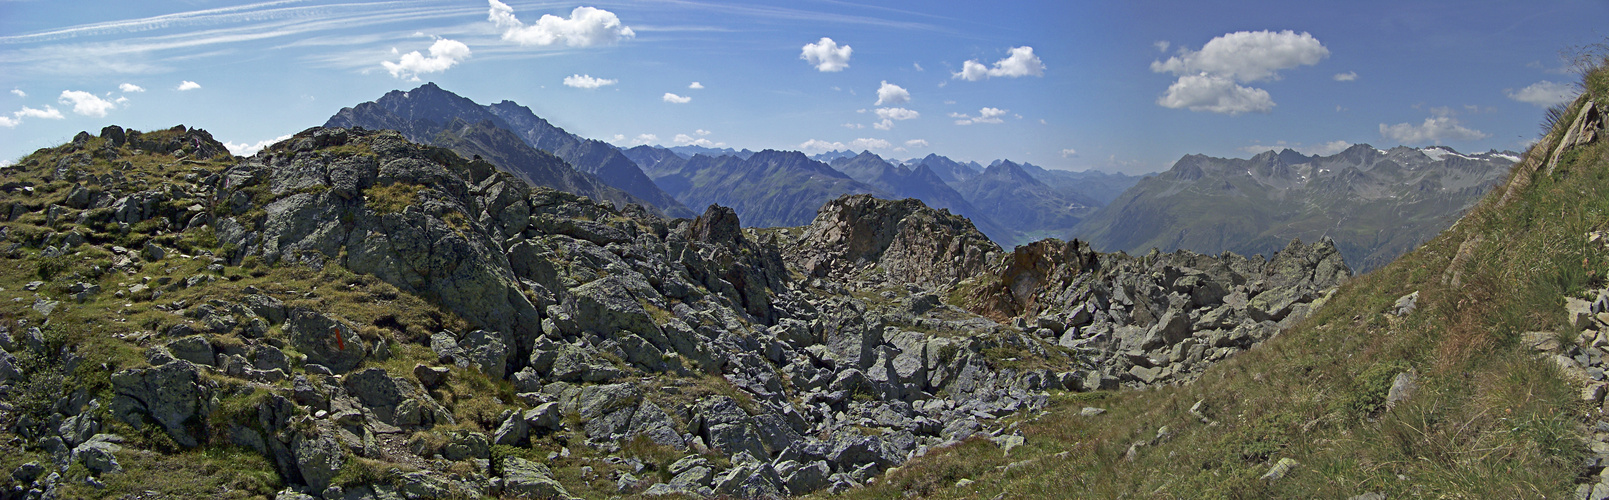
[846,63,1609,499]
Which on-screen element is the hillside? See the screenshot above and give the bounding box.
[325,83,693,218]
[826,152,1011,243]
[955,160,1099,247]
[0,124,1353,499]
[639,149,891,228]
[841,62,1609,499]
[1073,144,1515,272]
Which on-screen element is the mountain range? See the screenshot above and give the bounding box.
[1071,144,1517,271]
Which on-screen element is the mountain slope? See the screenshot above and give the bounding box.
[484,99,694,217]
[955,159,1097,247]
[847,65,1608,500]
[325,83,693,217]
[827,151,1012,242]
[914,153,983,186]
[1017,162,1142,206]
[1074,144,1516,272]
[644,149,891,228]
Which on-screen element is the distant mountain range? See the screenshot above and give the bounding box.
[620,146,887,228]
[325,83,694,217]
[1071,144,1517,271]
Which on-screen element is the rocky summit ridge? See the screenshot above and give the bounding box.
[0,124,1348,499]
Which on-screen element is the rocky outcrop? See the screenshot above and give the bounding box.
[792,194,1000,289]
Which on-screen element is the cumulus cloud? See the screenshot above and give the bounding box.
[874,107,919,121]
[953,107,1008,125]
[1060,148,1078,158]
[874,81,909,106]
[119,83,145,92]
[1379,116,1488,144]
[1332,71,1357,82]
[688,82,703,89]
[662,93,691,103]
[489,1,634,47]
[1154,40,1170,52]
[873,119,892,130]
[1156,74,1273,115]
[383,39,471,81]
[1151,30,1327,114]
[905,139,928,148]
[798,138,889,152]
[177,80,202,91]
[673,133,725,148]
[563,74,616,89]
[0,104,64,127]
[59,90,116,117]
[952,46,1045,81]
[632,133,658,145]
[800,37,852,72]
[223,133,293,156]
[1506,80,1577,107]
[15,106,63,120]
[1238,140,1352,156]
[10,89,24,98]
[695,129,710,136]
[850,138,891,150]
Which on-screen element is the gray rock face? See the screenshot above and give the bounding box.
[501,456,573,499]
[294,429,345,492]
[109,361,205,447]
[284,307,366,373]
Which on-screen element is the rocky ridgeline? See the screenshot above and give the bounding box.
[0,126,1351,499]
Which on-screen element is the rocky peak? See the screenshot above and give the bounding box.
[790,194,999,289]
[686,204,745,246]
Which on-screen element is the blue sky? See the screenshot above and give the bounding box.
[0,0,1604,174]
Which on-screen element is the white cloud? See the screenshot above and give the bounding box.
[1239,140,1353,156]
[1155,74,1273,115]
[1379,116,1489,144]
[488,1,634,47]
[662,93,691,103]
[874,81,909,105]
[1151,30,1327,82]
[14,106,63,120]
[913,62,923,72]
[9,89,24,98]
[1154,40,1170,52]
[673,133,724,148]
[223,133,293,156]
[905,139,928,148]
[688,82,703,89]
[850,138,890,150]
[176,80,201,91]
[799,139,843,152]
[611,134,626,143]
[118,83,145,92]
[874,107,919,120]
[1332,71,1357,82]
[873,119,893,130]
[842,123,864,129]
[1150,30,1327,115]
[382,38,471,81]
[800,37,852,72]
[952,46,1045,81]
[0,116,15,128]
[59,90,116,117]
[115,96,129,105]
[562,74,616,89]
[1506,80,1576,107]
[1060,148,1077,158]
[632,133,658,145]
[695,129,710,136]
[953,107,1008,125]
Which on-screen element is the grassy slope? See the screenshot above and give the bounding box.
[841,71,1609,499]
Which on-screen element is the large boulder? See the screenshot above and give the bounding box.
[109,361,205,447]
[502,456,574,499]
[284,308,366,373]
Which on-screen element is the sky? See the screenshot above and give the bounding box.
[0,0,1605,175]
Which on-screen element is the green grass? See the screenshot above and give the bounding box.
[837,62,1609,500]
